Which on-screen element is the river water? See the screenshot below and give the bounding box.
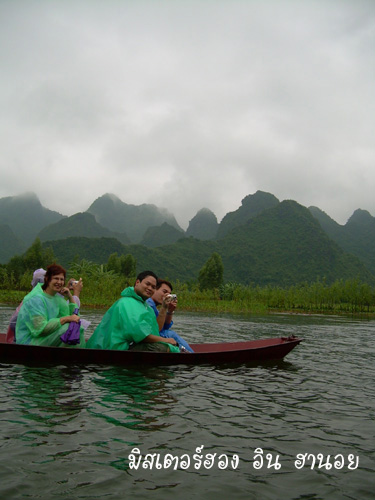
[0,305,374,500]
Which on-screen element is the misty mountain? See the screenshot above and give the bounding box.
[86,193,183,243]
[186,208,219,240]
[140,222,185,247]
[37,212,130,245]
[0,224,26,263]
[42,237,129,267]
[308,206,344,240]
[218,200,373,286]
[341,210,375,274]
[44,235,216,283]
[216,190,280,239]
[41,201,374,286]
[309,206,375,274]
[0,192,64,246]
[3,190,375,286]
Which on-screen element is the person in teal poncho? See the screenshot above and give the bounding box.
[86,270,180,352]
[16,264,85,347]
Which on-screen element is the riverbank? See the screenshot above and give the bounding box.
[2,289,375,317]
[3,270,375,316]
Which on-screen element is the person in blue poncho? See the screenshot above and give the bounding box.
[147,279,194,352]
[86,271,180,352]
[16,264,85,347]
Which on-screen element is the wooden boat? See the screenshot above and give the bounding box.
[0,333,302,367]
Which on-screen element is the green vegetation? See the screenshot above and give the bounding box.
[4,238,55,286]
[310,206,375,274]
[0,224,25,263]
[2,231,375,316]
[3,191,375,290]
[1,252,375,314]
[171,279,375,315]
[107,252,136,277]
[140,222,185,247]
[198,252,224,290]
[32,200,373,287]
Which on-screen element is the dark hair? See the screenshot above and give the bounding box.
[135,270,158,285]
[156,279,173,291]
[42,264,66,290]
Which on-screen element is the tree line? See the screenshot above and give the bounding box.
[1,239,375,313]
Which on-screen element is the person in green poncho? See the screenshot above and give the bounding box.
[16,264,85,347]
[86,271,180,352]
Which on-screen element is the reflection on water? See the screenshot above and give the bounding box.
[0,305,374,499]
[15,366,86,425]
[87,366,176,432]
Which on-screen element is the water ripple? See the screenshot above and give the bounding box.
[0,309,374,499]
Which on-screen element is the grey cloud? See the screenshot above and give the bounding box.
[0,1,374,228]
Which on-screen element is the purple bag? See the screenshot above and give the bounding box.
[60,308,81,345]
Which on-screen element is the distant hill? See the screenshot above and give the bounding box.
[216,190,279,239]
[42,237,129,268]
[42,201,374,286]
[339,209,375,273]
[86,193,183,243]
[37,212,130,245]
[0,192,64,246]
[4,190,375,286]
[186,208,219,240]
[309,206,375,274]
[0,224,26,263]
[308,206,344,242]
[218,200,375,286]
[140,222,185,247]
[43,236,215,281]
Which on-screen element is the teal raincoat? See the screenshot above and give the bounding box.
[15,283,85,347]
[86,286,179,352]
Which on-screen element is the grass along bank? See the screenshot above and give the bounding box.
[2,277,375,315]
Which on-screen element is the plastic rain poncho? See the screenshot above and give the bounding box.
[15,283,85,347]
[86,286,180,352]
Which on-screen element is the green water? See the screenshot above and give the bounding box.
[0,307,374,499]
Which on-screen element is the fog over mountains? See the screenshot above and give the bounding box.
[1,191,375,286]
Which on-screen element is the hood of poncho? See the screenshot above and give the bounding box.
[120,286,146,302]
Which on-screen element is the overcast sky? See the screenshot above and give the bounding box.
[1,0,374,229]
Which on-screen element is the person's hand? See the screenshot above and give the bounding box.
[60,314,80,325]
[162,294,173,308]
[164,337,177,346]
[71,278,83,296]
[60,287,72,298]
[163,294,177,311]
[67,314,80,323]
[168,297,177,313]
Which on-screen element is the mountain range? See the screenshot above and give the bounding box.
[1,190,375,286]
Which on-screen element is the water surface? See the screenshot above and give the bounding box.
[0,306,374,499]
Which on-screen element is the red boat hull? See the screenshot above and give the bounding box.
[0,333,302,366]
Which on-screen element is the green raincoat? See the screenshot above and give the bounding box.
[86,286,180,352]
[16,283,85,347]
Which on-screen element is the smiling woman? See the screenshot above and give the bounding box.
[15,264,85,348]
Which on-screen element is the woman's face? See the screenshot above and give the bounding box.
[44,273,65,296]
